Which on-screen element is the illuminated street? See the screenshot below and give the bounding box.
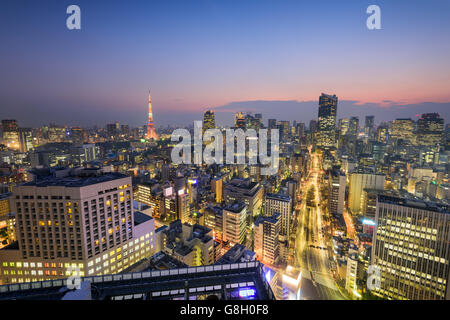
[295,150,346,300]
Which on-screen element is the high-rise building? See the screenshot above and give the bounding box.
[371,194,450,300]
[264,193,292,237]
[254,213,281,265]
[202,110,215,133]
[277,120,290,141]
[309,120,318,134]
[348,172,385,214]
[365,115,375,136]
[211,177,223,204]
[146,92,158,140]
[234,112,246,129]
[391,118,415,145]
[18,128,33,153]
[377,124,389,143]
[268,119,277,129]
[317,93,338,149]
[0,167,155,285]
[328,169,346,215]
[348,116,359,139]
[1,120,19,150]
[222,202,247,246]
[338,118,350,137]
[417,113,444,147]
[224,178,263,216]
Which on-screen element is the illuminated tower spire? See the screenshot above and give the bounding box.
[146,90,158,140]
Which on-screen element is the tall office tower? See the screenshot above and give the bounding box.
[348,172,385,214]
[234,112,246,129]
[348,116,359,139]
[317,93,338,148]
[254,114,263,128]
[1,119,19,150]
[18,128,33,153]
[222,202,247,246]
[296,122,305,139]
[417,113,444,147]
[176,189,190,223]
[146,92,158,140]
[0,167,155,285]
[371,195,450,300]
[264,193,292,237]
[338,118,350,137]
[309,120,318,133]
[277,120,290,140]
[211,177,223,203]
[254,212,281,265]
[224,178,263,216]
[328,169,346,215]
[202,110,215,133]
[268,119,277,129]
[317,93,338,149]
[365,115,375,136]
[391,118,415,145]
[377,124,389,143]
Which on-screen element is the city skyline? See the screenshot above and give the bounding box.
[1,0,450,127]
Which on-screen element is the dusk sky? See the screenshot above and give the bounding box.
[1,0,449,127]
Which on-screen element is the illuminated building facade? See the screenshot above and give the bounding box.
[391,118,415,145]
[202,110,215,133]
[317,93,338,149]
[222,202,247,246]
[264,193,292,237]
[417,113,444,147]
[348,172,385,215]
[211,177,223,204]
[0,167,155,285]
[234,112,246,129]
[371,195,450,300]
[328,169,346,215]
[254,212,281,265]
[1,120,19,150]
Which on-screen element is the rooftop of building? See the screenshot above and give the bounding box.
[215,244,256,265]
[0,260,273,300]
[147,251,188,270]
[22,167,129,188]
[254,213,281,226]
[378,194,450,214]
[224,202,247,213]
[226,178,259,191]
[265,192,291,202]
[133,211,153,226]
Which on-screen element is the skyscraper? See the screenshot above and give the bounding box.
[1,119,19,150]
[391,118,415,145]
[202,110,215,133]
[146,92,158,140]
[364,115,375,136]
[371,194,450,300]
[348,116,359,139]
[234,112,246,129]
[417,113,444,147]
[317,93,338,149]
